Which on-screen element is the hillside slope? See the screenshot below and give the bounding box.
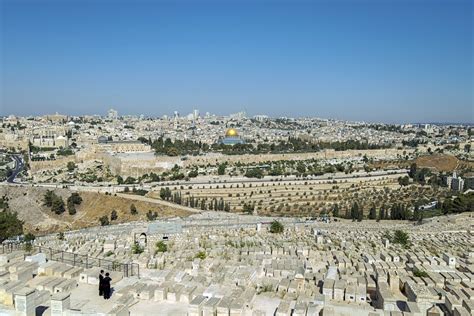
[0,185,192,234]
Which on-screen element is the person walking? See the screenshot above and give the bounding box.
[103,272,112,299]
[98,270,104,296]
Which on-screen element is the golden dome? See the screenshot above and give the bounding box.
[225,128,238,137]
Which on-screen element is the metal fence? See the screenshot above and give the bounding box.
[1,243,139,278]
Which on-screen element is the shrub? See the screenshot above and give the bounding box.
[155,241,167,253]
[270,221,284,234]
[132,243,144,254]
[110,210,118,221]
[195,251,206,260]
[99,216,109,226]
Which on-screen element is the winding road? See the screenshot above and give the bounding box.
[6,155,24,183]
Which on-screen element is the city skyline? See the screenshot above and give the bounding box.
[1,0,473,123]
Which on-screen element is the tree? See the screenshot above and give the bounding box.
[0,210,23,242]
[67,161,76,172]
[99,215,110,226]
[51,195,65,214]
[398,176,410,186]
[350,202,360,220]
[132,243,144,254]
[110,210,118,221]
[130,204,138,215]
[244,168,264,179]
[393,230,410,248]
[117,176,124,185]
[413,205,421,222]
[378,206,385,221]
[464,144,471,153]
[270,220,284,233]
[23,232,35,252]
[368,205,376,220]
[217,163,226,175]
[43,190,54,207]
[67,193,82,215]
[409,163,417,179]
[357,205,364,221]
[57,232,65,240]
[146,210,158,221]
[332,204,339,218]
[24,232,35,242]
[155,241,167,253]
[296,163,306,174]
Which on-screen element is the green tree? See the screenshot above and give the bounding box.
[67,193,82,215]
[409,163,417,179]
[350,202,359,220]
[110,210,118,221]
[132,243,144,254]
[0,211,23,242]
[43,190,54,207]
[67,161,76,172]
[270,220,284,233]
[99,215,110,226]
[130,204,138,215]
[217,163,226,175]
[393,230,410,248]
[368,205,377,220]
[332,204,339,218]
[51,195,65,214]
[117,176,124,185]
[398,176,410,186]
[155,241,167,253]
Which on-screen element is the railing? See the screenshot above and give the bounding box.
[1,243,139,278]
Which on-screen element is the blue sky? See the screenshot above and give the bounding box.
[1,0,472,123]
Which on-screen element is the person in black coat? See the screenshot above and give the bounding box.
[98,270,104,296]
[103,272,112,299]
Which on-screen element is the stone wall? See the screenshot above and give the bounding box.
[29,156,76,172]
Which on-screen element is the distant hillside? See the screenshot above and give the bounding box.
[415,154,458,172]
[0,185,191,234]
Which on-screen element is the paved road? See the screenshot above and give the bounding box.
[6,155,24,183]
[6,168,408,190]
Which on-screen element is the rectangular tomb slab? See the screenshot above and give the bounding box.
[14,287,37,316]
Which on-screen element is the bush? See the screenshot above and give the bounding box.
[99,216,109,226]
[392,230,410,248]
[67,193,82,215]
[244,168,264,179]
[130,204,138,215]
[146,210,158,221]
[67,161,76,171]
[195,251,206,260]
[110,210,118,221]
[24,232,35,242]
[155,241,167,253]
[270,220,284,234]
[44,190,65,214]
[413,268,429,278]
[132,243,144,254]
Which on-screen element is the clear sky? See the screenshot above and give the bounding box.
[1,0,472,123]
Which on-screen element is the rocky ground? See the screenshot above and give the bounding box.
[0,185,192,234]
